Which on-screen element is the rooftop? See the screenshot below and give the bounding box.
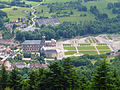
[21,40,44,45]
[45,50,57,53]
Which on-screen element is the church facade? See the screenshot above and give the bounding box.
[21,36,56,52]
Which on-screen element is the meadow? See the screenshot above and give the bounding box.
[1,6,33,21]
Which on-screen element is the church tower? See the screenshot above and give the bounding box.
[41,36,46,45]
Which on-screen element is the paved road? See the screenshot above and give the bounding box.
[22,3,42,31]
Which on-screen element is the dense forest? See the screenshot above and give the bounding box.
[1,54,120,90]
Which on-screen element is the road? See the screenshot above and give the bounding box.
[22,3,42,31]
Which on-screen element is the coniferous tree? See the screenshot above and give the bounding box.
[9,67,21,90]
[0,65,9,90]
[91,60,115,90]
[79,77,90,90]
[63,58,80,89]
[28,70,38,90]
[47,61,65,89]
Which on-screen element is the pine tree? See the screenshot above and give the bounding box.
[91,60,115,90]
[80,77,90,90]
[48,61,65,89]
[9,67,21,90]
[0,65,9,90]
[28,70,38,90]
[63,58,80,89]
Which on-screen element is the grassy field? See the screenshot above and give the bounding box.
[82,0,118,18]
[64,47,76,50]
[59,11,95,23]
[64,51,77,55]
[96,46,110,50]
[79,51,98,55]
[99,50,111,54]
[45,0,77,3]
[1,6,32,21]
[77,46,96,50]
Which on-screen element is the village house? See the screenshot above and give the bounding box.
[0,61,13,71]
[11,62,28,69]
[30,63,48,69]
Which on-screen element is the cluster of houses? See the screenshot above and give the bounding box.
[0,61,48,71]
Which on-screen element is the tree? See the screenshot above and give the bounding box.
[63,58,80,89]
[0,65,9,90]
[9,67,21,90]
[91,60,116,90]
[28,70,38,90]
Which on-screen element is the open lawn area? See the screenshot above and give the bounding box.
[77,46,95,50]
[79,51,98,55]
[64,47,76,50]
[96,46,110,50]
[99,50,111,54]
[64,51,77,55]
[79,44,91,46]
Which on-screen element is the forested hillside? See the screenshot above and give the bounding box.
[1,54,120,89]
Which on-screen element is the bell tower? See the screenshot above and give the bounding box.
[41,36,46,45]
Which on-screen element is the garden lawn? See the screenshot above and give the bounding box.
[79,51,98,55]
[64,51,77,55]
[64,47,76,50]
[77,46,95,50]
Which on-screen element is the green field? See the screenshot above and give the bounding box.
[79,43,91,46]
[45,0,77,3]
[96,46,110,50]
[77,46,96,50]
[99,50,111,54]
[79,51,98,55]
[64,51,77,55]
[1,6,33,21]
[64,47,76,50]
[83,0,118,18]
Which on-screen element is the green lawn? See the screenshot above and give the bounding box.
[64,51,77,55]
[64,47,76,50]
[88,37,93,43]
[99,50,111,54]
[96,46,110,50]
[77,46,95,50]
[79,43,91,46]
[79,51,98,55]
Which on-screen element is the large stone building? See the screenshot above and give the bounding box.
[21,36,56,52]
